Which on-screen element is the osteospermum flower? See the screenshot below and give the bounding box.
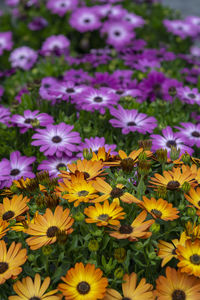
[69,7,101,32]
[109,105,157,135]
[0,195,29,221]
[56,173,99,207]
[9,273,60,300]
[104,272,153,300]
[0,32,13,55]
[84,200,125,226]
[28,16,48,31]
[0,240,27,284]
[185,187,200,211]
[175,122,200,147]
[139,196,179,221]
[10,212,38,233]
[0,105,10,125]
[0,219,9,239]
[26,206,74,250]
[47,0,78,17]
[177,86,200,105]
[41,35,70,56]
[9,46,38,70]
[58,262,108,299]
[155,266,200,300]
[150,126,194,156]
[109,211,154,241]
[163,19,197,39]
[31,123,81,157]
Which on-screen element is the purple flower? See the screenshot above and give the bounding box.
[41,35,70,56]
[0,106,11,125]
[39,77,59,103]
[31,123,81,157]
[11,110,54,133]
[92,72,119,89]
[186,16,200,33]
[106,5,127,19]
[38,155,76,177]
[0,32,13,55]
[5,0,19,7]
[180,68,200,85]
[175,123,200,147]
[80,48,112,68]
[47,81,86,102]
[191,112,200,122]
[101,20,135,49]
[162,78,182,102]
[163,19,198,39]
[9,46,38,70]
[150,126,194,156]
[109,105,157,135]
[47,0,78,17]
[28,17,48,31]
[74,87,120,114]
[123,12,145,28]
[190,46,200,57]
[77,136,117,158]
[177,87,200,105]
[15,88,29,103]
[69,7,101,32]
[63,69,92,84]
[0,151,36,188]
[139,71,166,101]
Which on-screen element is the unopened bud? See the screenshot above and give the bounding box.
[114,248,126,263]
[150,222,160,233]
[156,149,168,164]
[138,160,151,175]
[170,146,180,161]
[181,181,191,193]
[181,153,191,165]
[120,157,134,173]
[114,267,124,279]
[138,139,152,150]
[168,86,177,97]
[187,207,196,217]
[74,212,85,222]
[138,151,147,161]
[83,148,93,160]
[56,229,68,244]
[42,245,53,256]
[156,186,167,199]
[88,239,99,252]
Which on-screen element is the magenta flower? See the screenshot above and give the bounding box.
[0,32,13,55]
[177,87,200,105]
[109,105,157,135]
[123,12,145,28]
[41,35,70,56]
[163,19,198,39]
[0,151,36,188]
[47,0,78,17]
[0,106,11,125]
[150,126,194,156]
[175,123,200,147]
[9,46,38,70]
[47,81,86,102]
[28,17,48,31]
[11,110,54,133]
[31,123,81,157]
[63,69,92,84]
[39,77,58,103]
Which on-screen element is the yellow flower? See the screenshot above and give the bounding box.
[0,195,29,221]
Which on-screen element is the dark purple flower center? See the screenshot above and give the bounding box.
[60,3,66,7]
[190,254,200,265]
[114,31,121,36]
[151,209,162,218]
[2,210,15,220]
[52,136,62,143]
[56,163,66,170]
[172,290,186,300]
[66,88,75,93]
[188,93,196,99]
[122,298,132,300]
[167,180,180,190]
[44,83,50,88]
[0,262,8,274]
[127,121,136,126]
[93,96,103,103]
[172,248,177,255]
[24,118,33,124]
[19,55,25,60]
[98,214,109,221]
[10,169,20,176]
[116,90,124,95]
[84,19,91,23]
[30,298,41,300]
[110,187,124,198]
[46,226,58,238]
[166,140,177,148]
[77,281,90,294]
[191,131,200,138]
[119,225,133,234]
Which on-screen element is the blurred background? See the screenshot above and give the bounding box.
[162,0,200,16]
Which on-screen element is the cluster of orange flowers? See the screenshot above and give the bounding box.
[2,147,200,298]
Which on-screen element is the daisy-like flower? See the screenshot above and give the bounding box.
[41,35,70,56]
[0,195,29,221]
[109,105,157,135]
[184,221,200,241]
[123,12,145,28]
[139,196,179,221]
[150,126,194,156]
[10,212,38,233]
[26,206,74,250]
[69,7,101,32]
[60,159,104,181]
[149,166,197,191]
[155,266,200,300]
[0,32,13,55]
[185,187,200,211]
[63,69,92,84]
[109,211,154,241]
[74,87,119,114]
[104,272,153,300]
[163,19,197,39]
[101,20,135,49]
[28,16,48,31]
[177,86,200,106]
[11,110,54,133]
[39,77,59,103]
[9,46,38,70]
[58,262,108,299]
[175,122,200,147]
[0,240,27,284]
[31,123,81,157]
[9,273,60,300]
[56,173,99,207]
[47,0,78,17]
[84,200,125,226]
[0,219,9,239]
[0,105,10,125]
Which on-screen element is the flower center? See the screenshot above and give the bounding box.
[172,289,186,300]
[44,83,50,88]
[2,210,15,220]
[114,31,121,36]
[190,254,200,265]
[116,90,124,95]
[78,190,89,197]
[0,262,8,274]
[151,209,162,218]
[46,226,58,238]
[191,131,200,137]
[166,140,177,148]
[167,180,180,190]
[29,297,41,300]
[110,187,124,198]
[119,225,133,234]
[122,298,132,300]
[19,55,25,60]
[66,88,75,93]
[56,163,66,170]
[98,214,109,221]
[10,169,20,176]
[84,19,90,23]
[77,281,90,295]
[83,172,90,180]
[93,96,103,103]
[198,201,200,207]
[24,118,33,124]
[127,121,136,126]
[52,136,62,143]
[188,93,196,99]
[172,248,177,255]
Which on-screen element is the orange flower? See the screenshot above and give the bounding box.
[109,211,154,241]
[11,212,38,233]
[139,196,179,221]
[185,187,200,211]
[91,147,118,166]
[104,272,154,300]
[26,206,74,250]
[84,200,125,226]
[0,195,29,221]
[0,240,27,284]
[0,219,9,239]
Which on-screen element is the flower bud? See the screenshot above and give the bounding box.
[42,245,53,256]
[150,222,160,233]
[134,241,143,250]
[155,149,167,164]
[83,148,93,160]
[120,157,135,173]
[148,252,157,260]
[88,239,99,252]
[168,86,177,97]
[170,146,180,161]
[138,160,151,175]
[56,229,68,244]
[28,254,35,262]
[30,118,40,128]
[74,212,85,222]
[114,267,124,279]
[138,151,147,161]
[187,207,196,217]
[138,139,152,150]
[156,186,167,199]
[181,153,191,165]
[181,181,191,193]
[114,248,126,263]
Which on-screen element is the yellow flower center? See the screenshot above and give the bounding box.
[0,262,8,274]
[46,226,58,238]
[167,181,180,190]
[98,214,109,221]
[77,281,90,295]
[78,190,89,197]
[151,209,162,218]
[172,289,186,300]
[2,210,15,220]
[190,254,200,265]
